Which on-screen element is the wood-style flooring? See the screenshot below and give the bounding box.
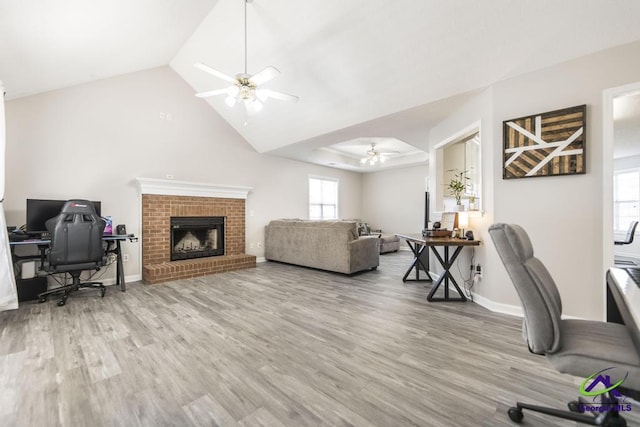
[0,251,637,426]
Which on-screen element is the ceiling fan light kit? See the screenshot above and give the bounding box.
[360,143,392,166]
[194,0,298,114]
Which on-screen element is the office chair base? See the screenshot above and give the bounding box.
[508,395,628,426]
[38,281,105,306]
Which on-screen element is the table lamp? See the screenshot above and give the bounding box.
[457,211,469,239]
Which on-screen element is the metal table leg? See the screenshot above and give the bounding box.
[402,241,433,283]
[427,245,467,302]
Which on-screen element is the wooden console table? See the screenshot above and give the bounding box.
[395,233,480,302]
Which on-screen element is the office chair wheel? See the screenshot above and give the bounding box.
[100,288,106,298]
[57,294,69,306]
[38,297,47,303]
[568,400,583,413]
[507,407,523,423]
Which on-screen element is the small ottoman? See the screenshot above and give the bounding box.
[379,234,400,254]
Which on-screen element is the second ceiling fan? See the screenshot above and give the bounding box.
[194,0,298,113]
[360,143,398,165]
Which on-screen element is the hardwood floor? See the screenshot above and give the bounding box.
[0,252,637,426]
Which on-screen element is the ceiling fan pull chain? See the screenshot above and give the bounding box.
[244,0,248,75]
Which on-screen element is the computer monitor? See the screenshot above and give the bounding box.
[26,199,102,235]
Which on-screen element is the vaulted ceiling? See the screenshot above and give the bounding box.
[2,0,640,167]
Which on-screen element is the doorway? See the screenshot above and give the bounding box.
[602,81,640,316]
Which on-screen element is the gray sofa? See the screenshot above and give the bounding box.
[265,219,380,274]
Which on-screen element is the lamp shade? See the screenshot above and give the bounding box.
[457,211,469,229]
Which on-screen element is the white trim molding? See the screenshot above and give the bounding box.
[135,177,252,199]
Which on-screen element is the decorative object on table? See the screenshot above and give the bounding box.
[116,224,127,235]
[423,214,457,237]
[440,212,458,231]
[424,229,451,237]
[465,230,474,241]
[502,104,586,179]
[447,169,469,210]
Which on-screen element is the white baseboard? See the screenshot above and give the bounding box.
[468,289,583,320]
[256,256,267,263]
[103,274,142,286]
[430,276,524,317]
[470,291,523,317]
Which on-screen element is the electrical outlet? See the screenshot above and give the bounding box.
[250,243,254,249]
[476,264,482,278]
[123,254,129,262]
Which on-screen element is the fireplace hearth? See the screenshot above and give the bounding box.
[170,216,224,261]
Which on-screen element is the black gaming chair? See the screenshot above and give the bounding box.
[38,200,106,306]
[614,221,639,266]
[615,221,638,246]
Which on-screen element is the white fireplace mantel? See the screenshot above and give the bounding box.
[135,177,252,199]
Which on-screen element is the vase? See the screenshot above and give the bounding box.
[453,204,465,212]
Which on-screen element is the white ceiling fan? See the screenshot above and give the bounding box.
[194,0,298,114]
[360,143,398,165]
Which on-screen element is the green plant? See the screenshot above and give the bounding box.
[447,169,469,205]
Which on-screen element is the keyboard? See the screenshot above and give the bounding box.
[624,268,640,286]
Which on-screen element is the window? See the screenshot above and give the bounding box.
[309,176,338,220]
[614,169,640,232]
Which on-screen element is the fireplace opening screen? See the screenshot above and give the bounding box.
[170,216,225,261]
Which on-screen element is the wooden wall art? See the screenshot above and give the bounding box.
[502,105,586,179]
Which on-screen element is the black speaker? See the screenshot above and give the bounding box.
[465,231,474,241]
[116,224,127,235]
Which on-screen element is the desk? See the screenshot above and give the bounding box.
[9,234,137,291]
[395,233,480,302]
[607,267,640,355]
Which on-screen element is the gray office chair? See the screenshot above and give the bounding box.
[489,223,640,426]
[38,200,106,306]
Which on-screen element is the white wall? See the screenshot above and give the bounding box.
[422,88,500,307]
[486,42,640,319]
[361,165,427,235]
[412,40,640,320]
[4,66,363,281]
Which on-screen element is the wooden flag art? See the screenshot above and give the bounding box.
[502,105,586,179]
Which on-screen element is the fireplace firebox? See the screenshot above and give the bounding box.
[170,216,225,261]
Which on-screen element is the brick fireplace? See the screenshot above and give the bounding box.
[136,178,256,284]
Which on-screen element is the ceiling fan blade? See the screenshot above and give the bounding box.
[194,62,237,84]
[195,88,231,98]
[256,88,299,103]
[250,66,280,85]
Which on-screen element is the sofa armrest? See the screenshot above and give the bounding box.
[348,236,380,273]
